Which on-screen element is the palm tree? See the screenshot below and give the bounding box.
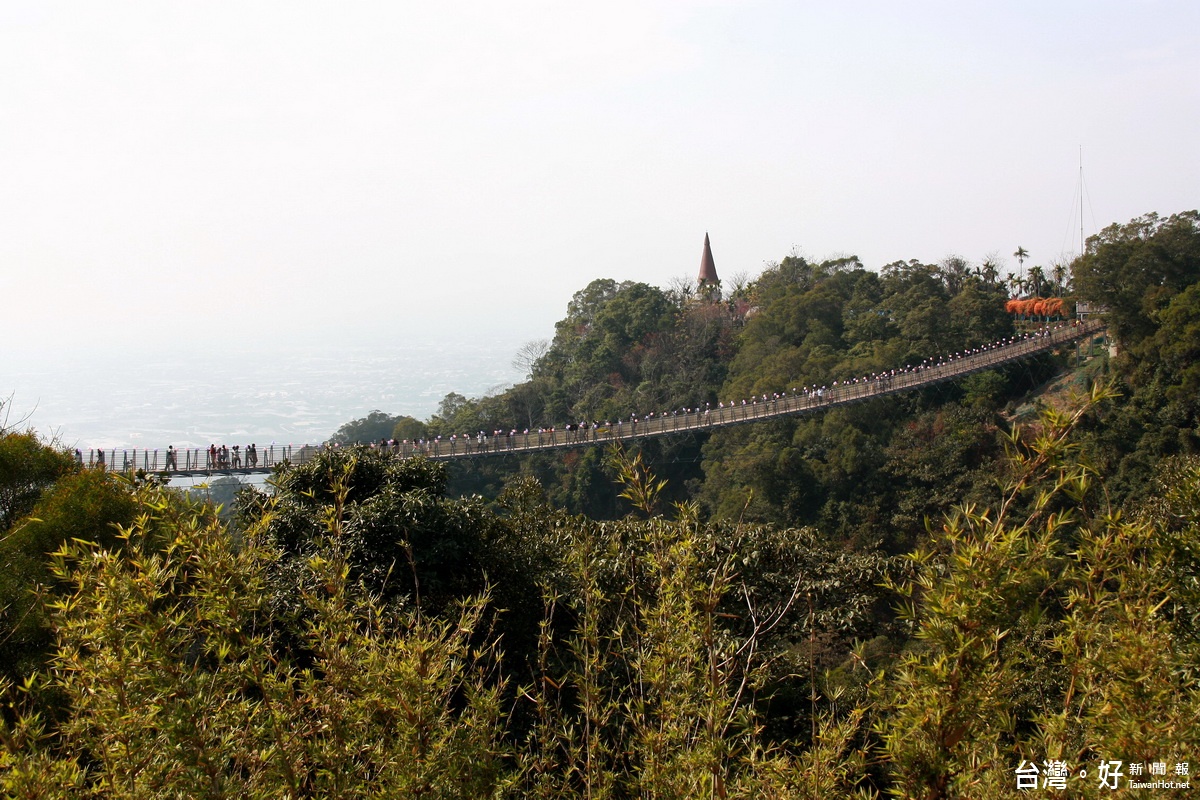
[1051,261,1068,296]
[979,255,1000,286]
[1028,266,1046,298]
[1013,246,1029,286]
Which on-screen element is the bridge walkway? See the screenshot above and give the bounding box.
[81,321,1105,477]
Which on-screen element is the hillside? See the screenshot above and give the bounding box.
[1,210,1197,797]
[1006,329,1110,422]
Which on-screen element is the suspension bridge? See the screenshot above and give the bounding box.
[79,321,1106,477]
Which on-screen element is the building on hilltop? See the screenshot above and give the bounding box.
[698,232,719,287]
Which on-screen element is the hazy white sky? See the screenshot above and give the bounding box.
[2,0,1198,351]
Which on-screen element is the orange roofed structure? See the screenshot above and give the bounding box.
[698,232,719,286]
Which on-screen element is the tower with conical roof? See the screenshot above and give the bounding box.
[698,232,719,287]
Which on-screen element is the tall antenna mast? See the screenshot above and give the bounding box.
[1079,145,1084,256]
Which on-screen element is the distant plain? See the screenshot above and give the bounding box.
[2,335,527,452]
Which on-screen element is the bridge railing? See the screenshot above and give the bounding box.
[79,444,301,473]
[80,321,1104,475]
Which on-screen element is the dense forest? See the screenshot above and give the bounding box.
[2,211,1198,797]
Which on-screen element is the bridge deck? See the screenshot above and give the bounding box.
[81,321,1105,477]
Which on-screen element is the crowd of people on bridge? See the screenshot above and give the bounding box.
[79,323,1087,470]
[203,443,260,469]
[77,443,266,472]
[332,324,1077,458]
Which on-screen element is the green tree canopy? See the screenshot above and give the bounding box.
[328,409,403,444]
[0,431,77,531]
[1072,210,1200,344]
[391,415,428,442]
[0,469,140,684]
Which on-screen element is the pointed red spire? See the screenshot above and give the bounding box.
[698,232,719,286]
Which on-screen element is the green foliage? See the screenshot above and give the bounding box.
[1141,456,1200,648]
[1,482,508,798]
[321,213,1194,528]
[0,431,77,532]
[423,275,741,516]
[958,370,1009,411]
[880,406,1005,550]
[323,241,1036,527]
[5,364,1199,795]
[328,409,404,444]
[248,446,500,616]
[1067,212,1200,507]
[392,415,429,442]
[9,217,1200,795]
[1072,210,1200,345]
[0,469,139,684]
[186,475,248,520]
[872,385,1200,797]
[512,451,881,798]
[608,446,667,516]
[698,254,1020,539]
[535,278,677,414]
[0,425,145,696]
[0,447,887,798]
